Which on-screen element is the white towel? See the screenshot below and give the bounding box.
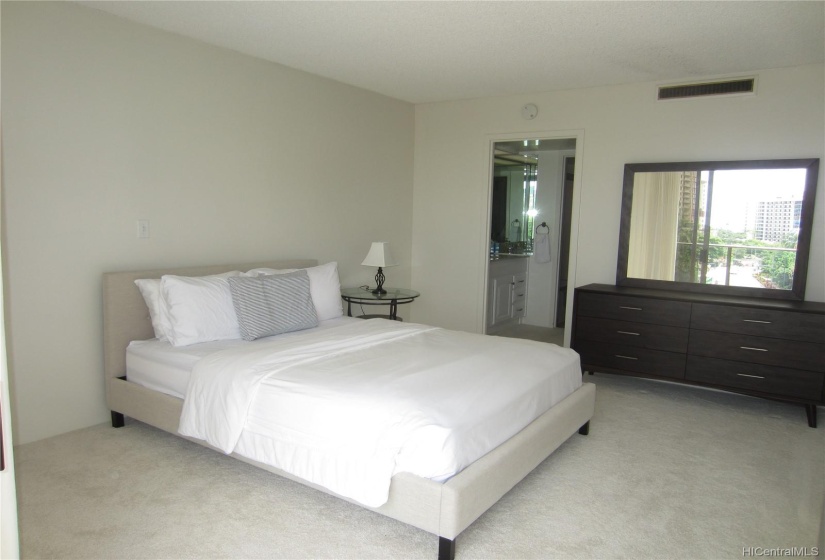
[534,230,551,263]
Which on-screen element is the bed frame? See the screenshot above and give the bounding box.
[102,260,596,560]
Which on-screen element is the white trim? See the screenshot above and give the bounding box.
[563,143,585,347]
[1,204,20,559]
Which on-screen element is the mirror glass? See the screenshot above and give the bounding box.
[491,146,538,254]
[617,159,819,300]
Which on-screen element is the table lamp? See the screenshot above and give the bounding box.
[361,241,398,295]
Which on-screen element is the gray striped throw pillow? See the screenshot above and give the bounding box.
[228,270,318,341]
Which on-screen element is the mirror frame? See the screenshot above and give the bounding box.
[616,158,820,301]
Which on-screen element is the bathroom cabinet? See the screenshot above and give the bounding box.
[487,257,529,331]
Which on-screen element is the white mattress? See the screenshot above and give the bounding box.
[126,316,359,399]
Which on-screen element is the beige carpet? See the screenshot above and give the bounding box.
[14,374,825,559]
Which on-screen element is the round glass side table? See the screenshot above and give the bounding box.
[340,287,420,321]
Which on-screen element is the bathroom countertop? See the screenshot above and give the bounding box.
[491,253,532,260]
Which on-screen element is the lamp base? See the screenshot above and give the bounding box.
[372,267,387,295]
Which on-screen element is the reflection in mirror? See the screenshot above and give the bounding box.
[618,159,819,300]
[491,145,538,254]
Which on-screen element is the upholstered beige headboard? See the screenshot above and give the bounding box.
[101,260,318,382]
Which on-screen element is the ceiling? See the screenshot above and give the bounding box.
[78,1,824,105]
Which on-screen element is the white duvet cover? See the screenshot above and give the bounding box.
[178,319,582,507]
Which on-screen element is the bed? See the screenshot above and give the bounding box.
[102,259,596,559]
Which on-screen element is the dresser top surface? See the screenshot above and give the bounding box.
[577,283,825,314]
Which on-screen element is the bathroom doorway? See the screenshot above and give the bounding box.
[485,137,577,347]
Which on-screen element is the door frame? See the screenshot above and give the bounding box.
[481,130,585,347]
[554,154,576,328]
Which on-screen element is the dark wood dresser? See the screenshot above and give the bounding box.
[571,284,825,427]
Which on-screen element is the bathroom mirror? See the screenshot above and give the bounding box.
[491,146,538,253]
[616,158,819,300]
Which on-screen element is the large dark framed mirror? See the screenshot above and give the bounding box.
[617,158,819,300]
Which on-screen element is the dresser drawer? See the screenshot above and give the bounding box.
[576,340,686,379]
[686,355,824,400]
[689,330,825,372]
[576,292,691,327]
[576,316,689,353]
[691,303,825,343]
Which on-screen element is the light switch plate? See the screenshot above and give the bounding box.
[137,219,150,239]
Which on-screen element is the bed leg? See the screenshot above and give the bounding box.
[578,421,590,436]
[438,536,455,560]
[805,404,817,428]
[111,411,125,428]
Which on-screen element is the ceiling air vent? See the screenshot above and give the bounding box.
[658,78,756,100]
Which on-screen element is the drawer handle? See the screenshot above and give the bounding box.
[740,346,768,352]
[619,306,642,311]
[615,354,638,360]
[743,319,772,324]
[616,330,640,336]
[736,373,765,379]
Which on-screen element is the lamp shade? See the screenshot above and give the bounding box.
[361,242,398,268]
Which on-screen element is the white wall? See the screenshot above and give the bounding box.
[1,2,414,443]
[410,65,825,333]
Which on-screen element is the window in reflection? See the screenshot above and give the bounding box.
[628,168,807,290]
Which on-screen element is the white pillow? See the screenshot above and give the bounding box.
[305,262,343,321]
[245,262,343,321]
[134,278,171,341]
[160,271,243,347]
[244,267,296,276]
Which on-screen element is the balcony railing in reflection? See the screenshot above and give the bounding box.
[677,242,796,288]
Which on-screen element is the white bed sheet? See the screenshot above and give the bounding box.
[126,316,358,399]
